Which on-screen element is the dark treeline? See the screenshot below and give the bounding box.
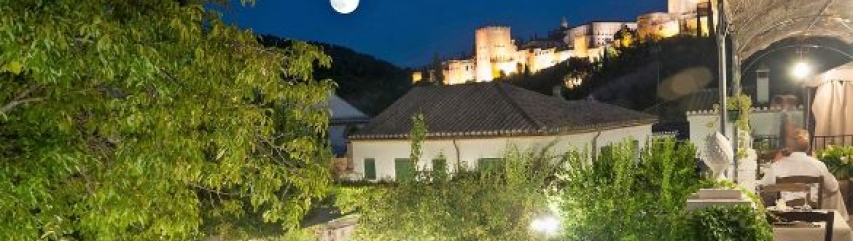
[259,34,412,116]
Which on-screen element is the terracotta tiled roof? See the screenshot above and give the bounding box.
[350,82,658,140]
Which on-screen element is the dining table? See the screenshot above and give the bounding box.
[773,209,853,241]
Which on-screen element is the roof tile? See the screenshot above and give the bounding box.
[350,82,658,140]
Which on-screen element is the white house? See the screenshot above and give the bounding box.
[348,82,658,181]
[684,85,804,160]
[326,94,370,157]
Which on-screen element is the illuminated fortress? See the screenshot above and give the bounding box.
[419,0,719,85]
[441,23,578,85]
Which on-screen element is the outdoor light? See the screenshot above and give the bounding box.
[531,215,561,235]
[792,61,812,80]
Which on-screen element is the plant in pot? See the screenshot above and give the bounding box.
[818,145,853,211]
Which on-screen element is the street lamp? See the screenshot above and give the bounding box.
[792,61,813,79]
[531,215,561,236]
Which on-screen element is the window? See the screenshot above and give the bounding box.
[477,158,504,174]
[363,158,376,180]
[395,158,415,181]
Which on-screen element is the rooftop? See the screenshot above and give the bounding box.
[350,82,657,140]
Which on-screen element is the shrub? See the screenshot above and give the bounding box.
[819,145,853,179]
[557,138,701,240]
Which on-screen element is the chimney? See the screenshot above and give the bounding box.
[756,65,770,104]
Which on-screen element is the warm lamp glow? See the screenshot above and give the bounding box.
[531,215,560,235]
[792,62,812,79]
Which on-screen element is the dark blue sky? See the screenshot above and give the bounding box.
[225,0,666,67]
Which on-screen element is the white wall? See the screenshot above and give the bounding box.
[687,108,804,156]
[351,124,652,181]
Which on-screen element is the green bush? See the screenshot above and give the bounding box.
[345,146,559,241]
[558,138,701,240]
[686,205,772,241]
[819,145,853,179]
[342,130,771,240]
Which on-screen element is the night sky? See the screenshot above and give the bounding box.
[224,0,666,67]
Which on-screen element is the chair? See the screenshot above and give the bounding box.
[760,183,813,208]
[771,210,835,241]
[777,176,825,209]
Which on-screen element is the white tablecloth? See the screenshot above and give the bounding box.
[774,210,853,241]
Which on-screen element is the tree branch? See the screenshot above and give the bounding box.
[0,85,43,115]
[0,97,45,115]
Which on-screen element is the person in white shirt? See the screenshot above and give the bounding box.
[760,130,848,220]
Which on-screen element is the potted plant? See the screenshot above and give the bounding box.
[818,145,853,210]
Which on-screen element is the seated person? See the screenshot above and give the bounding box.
[772,148,791,163]
[760,130,848,220]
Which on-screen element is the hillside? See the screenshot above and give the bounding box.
[502,36,720,122]
[258,35,412,116]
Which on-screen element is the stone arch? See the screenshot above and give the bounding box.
[723,0,853,60]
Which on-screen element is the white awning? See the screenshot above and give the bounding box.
[805,61,853,87]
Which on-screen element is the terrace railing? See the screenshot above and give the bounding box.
[813,135,853,151]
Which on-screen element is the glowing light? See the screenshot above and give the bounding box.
[330,0,359,14]
[792,62,812,79]
[531,215,560,235]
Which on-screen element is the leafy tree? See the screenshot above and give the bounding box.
[613,24,638,49]
[1,0,333,240]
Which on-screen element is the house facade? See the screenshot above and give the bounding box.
[348,83,658,181]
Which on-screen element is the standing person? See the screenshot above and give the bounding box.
[761,129,848,220]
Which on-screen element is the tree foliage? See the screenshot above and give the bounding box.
[1,0,333,240]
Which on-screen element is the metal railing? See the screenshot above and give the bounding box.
[813,135,853,151]
[753,135,781,151]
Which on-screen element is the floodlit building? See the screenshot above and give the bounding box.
[442,59,476,85]
[440,22,575,85]
[348,83,657,181]
[411,71,423,84]
[567,21,637,59]
[637,12,680,40]
[475,26,519,81]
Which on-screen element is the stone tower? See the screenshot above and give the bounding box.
[475,26,516,81]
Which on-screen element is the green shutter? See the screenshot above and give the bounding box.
[395,158,415,181]
[477,158,504,174]
[432,158,447,172]
[363,158,376,180]
[432,158,448,180]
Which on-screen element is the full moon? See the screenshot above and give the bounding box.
[330,0,359,14]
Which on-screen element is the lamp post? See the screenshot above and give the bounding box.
[792,61,814,151]
[716,0,735,181]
